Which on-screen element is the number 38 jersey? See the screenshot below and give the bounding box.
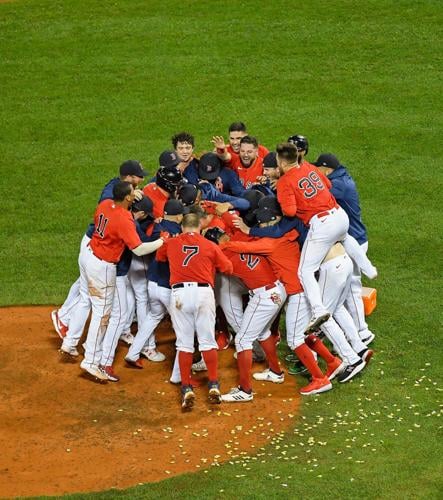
[276,161,337,224]
[89,199,142,263]
[156,232,233,288]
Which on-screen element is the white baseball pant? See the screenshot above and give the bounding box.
[123,255,150,334]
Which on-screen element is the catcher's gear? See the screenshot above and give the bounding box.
[287,134,309,154]
[156,167,183,193]
[204,226,226,245]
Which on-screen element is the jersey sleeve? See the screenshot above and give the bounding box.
[222,168,246,197]
[277,178,297,217]
[155,241,168,262]
[250,217,303,238]
[213,245,234,274]
[222,237,278,255]
[120,217,143,250]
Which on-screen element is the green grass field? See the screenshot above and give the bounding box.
[1,0,442,498]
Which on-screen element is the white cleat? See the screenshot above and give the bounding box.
[80,360,108,381]
[192,359,207,372]
[141,348,166,362]
[221,387,253,403]
[119,331,134,345]
[253,368,284,384]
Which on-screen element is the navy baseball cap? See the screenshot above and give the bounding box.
[120,160,147,178]
[131,195,154,216]
[263,152,278,168]
[254,207,279,224]
[159,150,181,168]
[204,226,226,245]
[177,184,199,206]
[258,195,282,214]
[313,153,340,169]
[198,153,222,181]
[164,199,186,216]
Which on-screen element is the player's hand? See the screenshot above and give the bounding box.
[215,202,232,217]
[256,175,267,185]
[200,200,217,214]
[134,189,144,201]
[211,135,227,151]
[132,210,147,221]
[159,231,170,242]
[154,217,163,224]
[214,176,224,192]
[232,216,250,234]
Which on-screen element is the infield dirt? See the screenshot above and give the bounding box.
[0,306,300,497]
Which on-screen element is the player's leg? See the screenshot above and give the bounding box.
[218,274,247,334]
[121,282,136,344]
[342,234,377,279]
[127,255,150,331]
[127,281,168,362]
[286,292,332,395]
[298,209,349,325]
[99,275,129,381]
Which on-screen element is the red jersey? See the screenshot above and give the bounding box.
[223,248,277,290]
[276,162,336,224]
[143,183,169,218]
[89,199,142,263]
[156,232,233,287]
[221,230,302,295]
[226,156,264,189]
[227,144,269,160]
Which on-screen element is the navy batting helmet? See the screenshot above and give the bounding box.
[287,134,309,154]
[156,167,183,193]
[204,226,226,245]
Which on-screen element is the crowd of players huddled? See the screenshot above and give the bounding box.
[51,122,377,409]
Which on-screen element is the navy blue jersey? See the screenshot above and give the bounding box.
[147,219,182,288]
[328,166,367,245]
[250,216,308,246]
[199,182,250,211]
[183,160,245,197]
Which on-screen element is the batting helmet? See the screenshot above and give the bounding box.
[156,167,183,193]
[287,134,309,154]
[204,226,226,245]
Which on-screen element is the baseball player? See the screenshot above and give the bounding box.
[213,136,264,190]
[125,199,185,367]
[203,226,287,403]
[221,206,338,395]
[276,142,377,332]
[218,122,269,160]
[287,134,310,165]
[74,181,165,381]
[55,160,148,351]
[313,153,375,345]
[156,212,233,410]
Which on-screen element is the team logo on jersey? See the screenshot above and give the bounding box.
[270,292,282,306]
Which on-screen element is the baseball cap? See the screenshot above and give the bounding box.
[120,160,147,178]
[263,152,278,168]
[204,226,226,245]
[198,153,222,181]
[159,150,181,168]
[131,195,154,215]
[177,184,199,206]
[258,195,282,214]
[242,189,265,211]
[164,199,186,216]
[313,153,340,169]
[254,206,279,224]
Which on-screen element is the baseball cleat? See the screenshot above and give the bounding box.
[141,348,166,362]
[181,385,196,410]
[80,360,108,382]
[208,381,222,404]
[287,361,309,376]
[305,312,330,334]
[360,331,375,345]
[59,344,79,358]
[358,348,374,364]
[337,359,366,383]
[125,356,144,369]
[221,387,253,403]
[326,357,345,381]
[299,377,332,396]
[216,331,232,350]
[119,331,134,345]
[285,352,298,363]
[51,310,68,339]
[100,365,120,382]
[253,368,285,384]
[192,358,207,372]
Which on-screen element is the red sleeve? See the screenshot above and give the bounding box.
[214,245,234,274]
[277,178,297,217]
[222,237,278,255]
[156,241,168,262]
[120,217,143,250]
[221,211,240,233]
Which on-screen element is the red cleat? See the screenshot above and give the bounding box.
[51,310,68,339]
[125,357,144,369]
[216,331,231,350]
[299,377,332,396]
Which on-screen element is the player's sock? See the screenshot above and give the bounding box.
[294,343,324,379]
[237,349,253,393]
[201,348,218,382]
[178,351,194,386]
[305,334,335,364]
[259,336,282,374]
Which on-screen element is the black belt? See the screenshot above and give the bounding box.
[172,282,210,289]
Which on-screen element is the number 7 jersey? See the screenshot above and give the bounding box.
[156,232,233,287]
[276,161,337,224]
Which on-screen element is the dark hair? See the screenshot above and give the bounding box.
[276,142,298,163]
[240,135,258,148]
[172,132,195,148]
[228,122,247,133]
[113,181,133,202]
